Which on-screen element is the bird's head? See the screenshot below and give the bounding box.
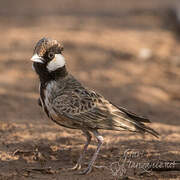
[31,37,65,75]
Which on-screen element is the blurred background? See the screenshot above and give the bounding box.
[0,0,180,179]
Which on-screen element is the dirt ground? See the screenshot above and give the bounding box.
[0,0,180,179]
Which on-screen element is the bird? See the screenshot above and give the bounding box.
[30,37,159,174]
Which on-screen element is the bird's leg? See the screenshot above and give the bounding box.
[69,130,92,170]
[78,129,104,175]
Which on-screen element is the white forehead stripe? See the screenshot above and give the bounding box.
[31,53,44,63]
[47,54,66,72]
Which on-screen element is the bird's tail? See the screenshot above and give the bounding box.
[131,120,159,138]
[106,104,160,138]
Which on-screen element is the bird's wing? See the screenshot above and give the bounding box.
[51,88,159,137]
[52,88,109,128]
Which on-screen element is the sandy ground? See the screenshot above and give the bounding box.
[0,1,180,179]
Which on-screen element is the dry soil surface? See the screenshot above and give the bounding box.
[0,1,180,179]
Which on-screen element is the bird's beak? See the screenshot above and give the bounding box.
[31,54,44,63]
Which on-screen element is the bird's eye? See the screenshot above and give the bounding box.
[48,52,55,60]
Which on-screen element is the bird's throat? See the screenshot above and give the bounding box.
[33,62,68,85]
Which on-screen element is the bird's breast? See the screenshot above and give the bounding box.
[39,81,56,117]
[43,81,56,112]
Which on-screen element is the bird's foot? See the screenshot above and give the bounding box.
[66,163,81,171]
[76,166,92,175]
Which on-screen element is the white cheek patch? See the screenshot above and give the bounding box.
[47,54,66,72]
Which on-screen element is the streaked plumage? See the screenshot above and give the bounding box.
[31,37,159,174]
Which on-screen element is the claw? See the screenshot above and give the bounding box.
[67,163,81,171]
[76,166,92,175]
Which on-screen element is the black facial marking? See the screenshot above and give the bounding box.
[33,62,52,84]
[33,62,68,85]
